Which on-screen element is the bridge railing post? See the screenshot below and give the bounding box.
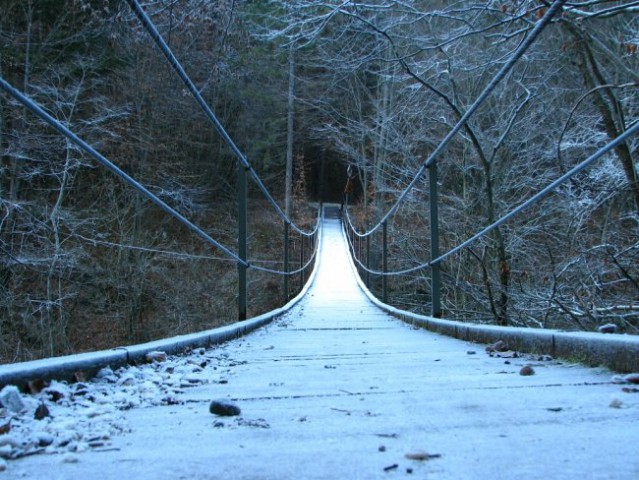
[238,165,248,321]
[365,235,370,288]
[382,220,388,303]
[299,234,305,292]
[357,235,362,278]
[284,221,290,302]
[429,163,442,318]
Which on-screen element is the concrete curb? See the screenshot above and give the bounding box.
[341,223,639,373]
[0,219,324,392]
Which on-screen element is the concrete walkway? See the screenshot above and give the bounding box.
[14,218,639,479]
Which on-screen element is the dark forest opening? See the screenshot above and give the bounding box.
[304,145,362,203]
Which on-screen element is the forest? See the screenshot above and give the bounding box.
[0,0,637,363]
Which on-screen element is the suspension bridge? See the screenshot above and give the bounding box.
[2,0,639,477]
[6,207,639,479]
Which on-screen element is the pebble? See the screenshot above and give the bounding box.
[145,351,168,363]
[62,453,80,464]
[486,340,508,353]
[35,402,50,420]
[0,445,13,459]
[27,379,49,394]
[597,323,617,334]
[36,433,55,448]
[209,399,241,417]
[405,451,441,461]
[609,398,623,409]
[519,365,535,376]
[0,386,26,414]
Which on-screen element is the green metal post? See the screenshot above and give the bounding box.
[238,165,248,321]
[365,235,370,288]
[357,235,362,278]
[284,221,290,302]
[300,235,305,290]
[382,220,388,303]
[429,163,442,318]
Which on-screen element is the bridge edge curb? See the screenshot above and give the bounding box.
[0,220,324,392]
[341,223,639,373]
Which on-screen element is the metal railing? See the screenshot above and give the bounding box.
[0,0,321,324]
[341,0,639,321]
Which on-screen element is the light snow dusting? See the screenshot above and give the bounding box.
[0,347,237,470]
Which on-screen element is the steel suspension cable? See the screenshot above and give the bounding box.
[349,0,568,238]
[347,119,639,276]
[125,0,313,237]
[0,76,248,267]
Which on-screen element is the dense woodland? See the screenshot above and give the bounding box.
[0,0,638,363]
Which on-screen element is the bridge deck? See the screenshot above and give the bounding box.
[14,218,639,479]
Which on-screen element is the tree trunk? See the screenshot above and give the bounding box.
[567,24,639,213]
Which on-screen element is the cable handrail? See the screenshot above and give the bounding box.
[346,0,568,239]
[0,76,321,277]
[344,119,639,277]
[0,76,247,267]
[125,0,314,237]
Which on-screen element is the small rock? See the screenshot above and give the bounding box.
[95,367,114,378]
[27,379,49,394]
[0,445,13,459]
[609,398,623,409]
[116,374,136,387]
[467,351,476,355]
[45,388,65,403]
[405,451,441,461]
[209,399,241,417]
[73,383,90,396]
[623,373,639,384]
[0,386,26,413]
[597,323,617,334]
[34,402,50,421]
[0,457,6,471]
[0,421,10,435]
[378,445,386,452]
[62,453,80,464]
[145,351,167,363]
[519,365,535,376]
[486,340,508,353]
[36,433,54,448]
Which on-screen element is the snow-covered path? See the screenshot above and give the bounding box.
[11,218,639,479]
